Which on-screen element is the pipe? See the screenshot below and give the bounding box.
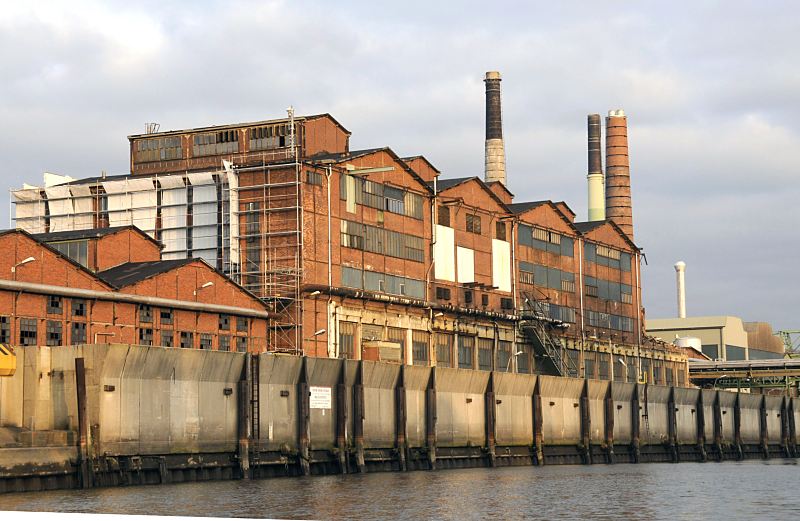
[0,279,272,319]
[587,114,605,221]
[674,261,687,319]
[578,237,585,377]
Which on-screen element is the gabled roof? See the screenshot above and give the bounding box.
[574,219,639,250]
[486,180,515,199]
[507,201,548,214]
[96,259,196,288]
[401,155,441,174]
[33,225,164,249]
[428,177,472,192]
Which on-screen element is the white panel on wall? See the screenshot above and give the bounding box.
[44,185,74,232]
[457,246,475,284]
[492,239,511,293]
[13,189,46,233]
[433,224,455,282]
[70,185,94,229]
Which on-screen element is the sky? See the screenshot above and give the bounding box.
[0,1,797,330]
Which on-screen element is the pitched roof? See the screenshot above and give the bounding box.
[127,113,351,139]
[97,259,195,288]
[307,147,433,193]
[32,225,163,249]
[574,219,639,250]
[507,201,548,214]
[573,221,606,234]
[401,155,441,174]
[427,177,473,192]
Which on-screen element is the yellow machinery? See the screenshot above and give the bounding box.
[0,344,16,377]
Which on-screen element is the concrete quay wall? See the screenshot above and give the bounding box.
[1,345,797,492]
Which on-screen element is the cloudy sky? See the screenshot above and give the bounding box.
[1,1,797,330]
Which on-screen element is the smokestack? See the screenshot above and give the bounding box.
[587,114,605,221]
[605,109,634,241]
[675,261,687,319]
[484,71,506,185]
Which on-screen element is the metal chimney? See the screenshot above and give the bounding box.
[605,109,634,241]
[674,261,687,319]
[484,71,506,185]
[587,114,605,221]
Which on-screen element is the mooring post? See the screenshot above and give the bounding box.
[336,361,349,474]
[712,391,724,461]
[297,357,311,476]
[532,378,545,466]
[781,396,791,458]
[759,395,769,459]
[733,393,743,460]
[789,397,798,458]
[604,383,615,464]
[237,354,251,479]
[395,365,408,471]
[667,387,679,463]
[696,390,707,462]
[425,367,437,470]
[353,361,366,473]
[485,372,497,467]
[579,380,592,465]
[631,383,641,463]
[75,357,93,489]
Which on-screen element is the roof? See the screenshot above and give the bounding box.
[127,113,351,140]
[573,219,639,250]
[32,226,163,249]
[401,155,441,174]
[646,316,746,331]
[97,259,196,288]
[428,177,473,192]
[507,201,548,214]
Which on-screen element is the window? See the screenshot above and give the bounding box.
[138,304,153,323]
[306,170,323,186]
[340,176,423,219]
[46,320,62,346]
[500,298,514,310]
[438,206,450,227]
[249,123,292,151]
[200,334,213,350]
[134,136,183,163]
[598,353,610,380]
[586,284,598,297]
[236,317,248,333]
[497,341,511,372]
[339,321,357,359]
[458,336,474,369]
[235,336,248,352]
[342,267,425,300]
[495,221,506,241]
[481,294,489,306]
[47,296,62,315]
[614,356,627,382]
[561,279,575,293]
[219,314,230,331]
[436,333,453,368]
[71,322,86,344]
[20,319,37,345]
[435,287,451,300]
[50,240,89,267]
[193,130,239,156]
[466,214,481,234]
[219,335,231,351]
[412,330,429,366]
[464,289,473,305]
[138,328,153,346]
[160,309,173,325]
[0,316,10,343]
[478,338,493,371]
[340,220,425,262]
[516,346,531,374]
[71,299,86,317]
[161,330,173,347]
[584,353,596,379]
[180,331,194,349]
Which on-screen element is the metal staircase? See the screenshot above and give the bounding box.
[521,297,579,377]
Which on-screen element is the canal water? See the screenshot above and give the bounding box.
[1,460,799,520]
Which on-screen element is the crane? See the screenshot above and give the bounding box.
[778,330,800,357]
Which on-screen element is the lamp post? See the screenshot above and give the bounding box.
[193,281,214,296]
[11,256,35,274]
[507,350,524,372]
[713,374,728,390]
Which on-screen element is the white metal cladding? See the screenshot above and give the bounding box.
[128,178,157,236]
[161,185,188,258]
[102,180,131,227]
[491,238,511,292]
[12,188,46,233]
[433,224,455,281]
[70,185,94,229]
[191,181,218,265]
[456,246,475,283]
[44,185,74,232]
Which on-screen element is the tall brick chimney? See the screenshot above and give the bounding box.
[605,109,634,241]
[587,114,605,221]
[484,71,506,186]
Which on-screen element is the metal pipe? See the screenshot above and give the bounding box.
[0,280,272,319]
[675,261,687,318]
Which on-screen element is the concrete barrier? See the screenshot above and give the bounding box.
[764,395,783,446]
[538,376,583,446]
[404,366,431,448]
[612,382,636,445]
[435,368,489,448]
[738,394,762,445]
[673,387,700,445]
[586,380,608,445]
[258,355,302,452]
[642,385,670,446]
[493,372,535,446]
[361,361,400,449]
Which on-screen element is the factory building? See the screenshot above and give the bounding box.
[0,227,270,351]
[10,74,687,384]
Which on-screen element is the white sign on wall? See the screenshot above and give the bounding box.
[309,386,332,409]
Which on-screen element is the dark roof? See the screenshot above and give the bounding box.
[31,225,157,245]
[97,259,195,288]
[128,113,351,139]
[427,177,474,192]
[573,221,606,234]
[507,201,548,214]
[401,155,441,174]
[573,219,639,250]
[307,147,388,163]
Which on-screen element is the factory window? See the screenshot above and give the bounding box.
[677,368,686,387]
[458,335,474,369]
[200,334,213,350]
[496,341,511,372]
[584,353,596,379]
[345,267,424,299]
[19,318,37,346]
[387,327,405,357]
[384,185,405,215]
[585,284,598,297]
[179,331,194,349]
[519,265,535,285]
[464,289,473,305]
[412,330,429,366]
[652,361,663,385]
[640,359,651,384]
[561,279,575,293]
[435,287,451,300]
[161,330,173,348]
[466,214,481,235]
[598,353,610,380]
[621,292,633,304]
[135,136,183,163]
[50,240,89,267]
[339,176,423,219]
[219,314,230,331]
[341,220,424,262]
[46,321,62,346]
[138,328,153,346]
[560,237,574,257]
[339,321,357,359]
[627,359,637,383]
[438,206,451,227]
[71,299,86,317]
[235,336,248,352]
[138,304,153,323]
[478,338,493,371]
[0,316,10,343]
[249,123,291,151]
[495,221,506,241]
[501,298,514,310]
[665,364,674,386]
[71,322,86,345]
[567,349,581,377]
[481,294,489,306]
[160,309,173,325]
[306,170,323,186]
[436,333,453,368]
[614,356,626,382]
[219,335,230,352]
[533,227,549,242]
[193,130,239,157]
[237,317,249,333]
[620,252,632,272]
[47,295,63,315]
[516,346,531,374]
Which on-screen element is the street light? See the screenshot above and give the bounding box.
[309,290,321,297]
[507,350,524,372]
[193,281,214,296]
[713,374,728,389]
[11,257,35,273]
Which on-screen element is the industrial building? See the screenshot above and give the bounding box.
[0,226,270,351]
[10,72,687,384]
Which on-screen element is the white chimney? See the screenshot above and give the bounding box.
[674,261,687,319]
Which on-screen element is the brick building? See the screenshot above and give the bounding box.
[0,227,269,351]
